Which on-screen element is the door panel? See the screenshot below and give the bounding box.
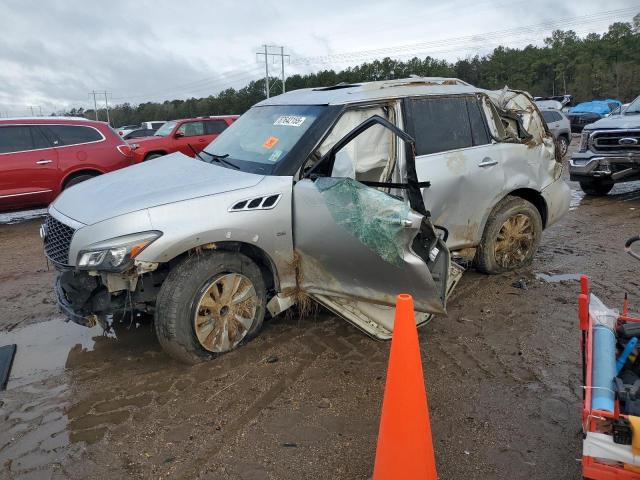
[416,144,505,250]
[292,114,453,338]
[0,126,59,209]
[174,121,207,156]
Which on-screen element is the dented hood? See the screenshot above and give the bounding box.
[52,152,265,225]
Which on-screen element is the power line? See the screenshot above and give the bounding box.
[292,7,640,66]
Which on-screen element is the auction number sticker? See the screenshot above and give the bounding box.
[274,115,306,127]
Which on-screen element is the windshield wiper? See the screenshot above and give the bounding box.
[198,150,240,169]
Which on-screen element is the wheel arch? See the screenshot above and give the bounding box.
[144,150,168,160]
[503,188,548,228]
[62,168,103,189]
[168,241,279,294]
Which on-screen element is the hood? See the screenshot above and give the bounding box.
[585,114,640,131]
[126,135,165,146]
[52,152,265,225]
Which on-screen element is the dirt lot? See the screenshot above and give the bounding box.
[1,147,640,479]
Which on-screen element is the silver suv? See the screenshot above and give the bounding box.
[43,77,569,363]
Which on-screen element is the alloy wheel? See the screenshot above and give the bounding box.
[193,273,258,353]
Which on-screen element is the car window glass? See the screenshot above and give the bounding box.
[0,126,37,153]
[177,121,204,137]
[204,120,229,135]
[45,125,102,145]
[542,111,557,123]
[30,126,51,149]
[467,98,490,146]
[409,97,476,155]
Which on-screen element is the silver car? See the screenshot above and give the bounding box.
[43,77,569,363]
[539,108,572,157]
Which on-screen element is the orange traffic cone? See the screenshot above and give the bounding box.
[373,293,438,480]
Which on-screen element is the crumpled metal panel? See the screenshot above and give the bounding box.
[315,177,410,266]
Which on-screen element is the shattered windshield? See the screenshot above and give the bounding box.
[203,105,325,174]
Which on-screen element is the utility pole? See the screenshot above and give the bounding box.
[29,106,34,116]
[88,90,111,123]
[256,45,290,98]
[89,91,99,120]
[103,91,111,125]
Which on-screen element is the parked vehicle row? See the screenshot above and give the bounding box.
[0,117,134,211]
[41,77,570,363]
[0,116,238,211]
[116,121,166,138]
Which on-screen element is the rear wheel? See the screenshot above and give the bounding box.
[155,251,266,364]
[64,173,97,189]
[145,153,163,161]
[475,196,543,274]
[579,180,614,196]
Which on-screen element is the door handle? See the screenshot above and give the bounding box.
[478,158,498,167]
[36,160,53,165]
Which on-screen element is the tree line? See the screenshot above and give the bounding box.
[61,18,640,127]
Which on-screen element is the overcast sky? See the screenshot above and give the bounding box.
[0,0,638,115]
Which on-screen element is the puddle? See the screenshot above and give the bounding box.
[535,273,582,283]
[0,318,106,389]
[0,208,47,225]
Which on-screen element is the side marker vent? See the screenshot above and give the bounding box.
[229,194,282,212]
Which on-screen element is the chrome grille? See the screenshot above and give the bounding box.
[43,215,75,265]
[591,130,640,153]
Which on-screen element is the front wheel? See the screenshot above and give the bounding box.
[155,251,266,364]
[475,196,543,274]
[579,180,614,196]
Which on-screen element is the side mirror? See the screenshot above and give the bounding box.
[174,131,184,138]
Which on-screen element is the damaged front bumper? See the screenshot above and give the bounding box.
[55,275,98,327]
[54,269,145,328]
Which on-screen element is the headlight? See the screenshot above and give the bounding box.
[578,131,590,152]
[77,231,162,271]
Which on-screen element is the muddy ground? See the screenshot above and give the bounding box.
[1,143,640,479]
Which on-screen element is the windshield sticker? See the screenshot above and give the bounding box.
[268,150,283,162]
[274,115,306,127]
[262,136,279,149]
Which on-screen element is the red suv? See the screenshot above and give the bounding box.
[0,117,134,211]
[128,116,238,162]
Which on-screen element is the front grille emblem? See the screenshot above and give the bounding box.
[619,137,638,146]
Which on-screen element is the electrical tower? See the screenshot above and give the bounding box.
[256,45,290,98]
[88,90,112,124]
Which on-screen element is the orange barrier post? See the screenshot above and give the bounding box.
[373,293,438,480]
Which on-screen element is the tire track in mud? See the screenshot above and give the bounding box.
[180,328,327,479]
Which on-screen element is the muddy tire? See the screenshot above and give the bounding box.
[579,180,614,196]
[155,251,266,364]
[475,196,543,274]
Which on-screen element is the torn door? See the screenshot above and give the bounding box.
[292,114,455,339]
